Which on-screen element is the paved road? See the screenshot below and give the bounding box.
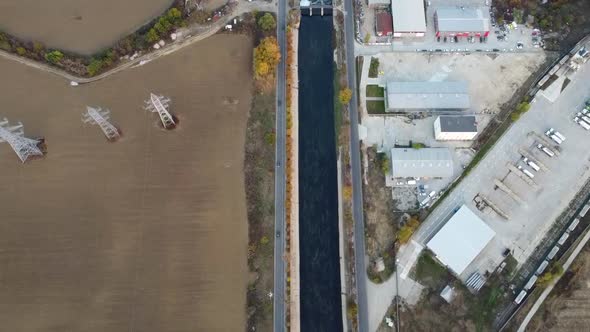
[273,0,288,330]
[518,225,590,331]
[342,1,369,331]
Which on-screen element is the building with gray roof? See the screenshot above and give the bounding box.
[386,81,470,111]
[434,8,491,38]
[391,147,454,178]
[434,115,478,141]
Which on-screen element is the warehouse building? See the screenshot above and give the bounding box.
[391,0,426,37]
[390,147,454,178]
[434,8,490,38]
[434,115,478,141]
[375,11,393,37]
[386,81,470,111]
[427,205,495,276]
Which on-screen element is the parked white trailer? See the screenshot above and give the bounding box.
[522,158,540,171]
[576,117,590,130]
[550,134,563,144]
[553,130,566,141]
[537,144,555,157]
[582,115,590,124]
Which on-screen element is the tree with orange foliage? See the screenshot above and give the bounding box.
[253,37,281,81]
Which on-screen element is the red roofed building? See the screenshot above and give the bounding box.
[375,12,393,37]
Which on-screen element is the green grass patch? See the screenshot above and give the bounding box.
[366,84,384,98]
[366,100,386,114]
[368,57,379,78]
[414,252,449,289]
[465,278,505,331]
[412,142,426,149]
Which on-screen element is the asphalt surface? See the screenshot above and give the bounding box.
[273,0,288,330]
[342,1,369,331]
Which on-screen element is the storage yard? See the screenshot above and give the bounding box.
[398,52,590,288]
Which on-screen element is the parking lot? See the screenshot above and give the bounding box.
[397,59,590,283]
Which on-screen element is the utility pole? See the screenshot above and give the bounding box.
[82,106,121,141]
[0,119,44,163]
[144,93,176,129]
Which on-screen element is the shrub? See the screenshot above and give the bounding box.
[412,142,426,149]
[368,57,379,78]
[339,88,352,105]
[16,47,26,56]
[44,50,64,64]
[397,217,419,244]
[146,28,160,43]
[376,152,390,174]
[87,58,104,76]
[258,13,276,31]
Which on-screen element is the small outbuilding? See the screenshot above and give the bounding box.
[375,11,394,37]
[434,115,478,141]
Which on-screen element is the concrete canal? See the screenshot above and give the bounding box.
[298,15,343,331]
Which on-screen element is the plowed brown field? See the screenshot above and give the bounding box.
[0,34,252,332]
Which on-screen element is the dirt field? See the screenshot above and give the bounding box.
[0,34,252,331]
[527,245,590,331]
[363,147,398,282]
[0,0,174,54]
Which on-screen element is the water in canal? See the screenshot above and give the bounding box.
[298,15,343,331]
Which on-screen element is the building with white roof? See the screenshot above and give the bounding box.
[426,205,496,276]
[390,147,454,178]
[391,0,426,37]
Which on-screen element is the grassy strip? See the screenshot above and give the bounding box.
[367,100,386,114]
[334,65,343,140]
[366,84,384,98]
[245,92,276,332]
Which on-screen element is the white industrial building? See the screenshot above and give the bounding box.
[427,205,496,276]
[434,115,478,141]
[391,0,426,37]
[386,81,471,111]
[390,147,454,178]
